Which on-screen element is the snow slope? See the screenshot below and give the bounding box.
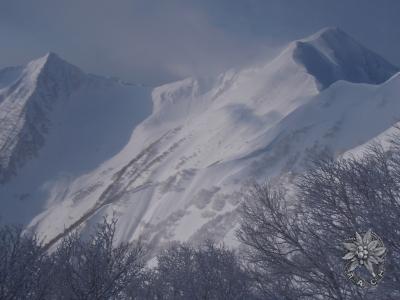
[0,53,152,224]
[1,28,399,249]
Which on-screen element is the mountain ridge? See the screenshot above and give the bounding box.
[0,53,152,183]
[291,27,398,89]
[1,28,400,250]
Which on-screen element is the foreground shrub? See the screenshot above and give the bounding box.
[51,218,145,300]
[238,141,400,299]
[132,241,256,300]
[0,225,52,300]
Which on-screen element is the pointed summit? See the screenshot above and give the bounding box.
[42,52,64,66]
[25,52,82,78]
[43,51,60,60]
[301,26,348,42]
[27,52,65,70]
[38,52,82,74]
[25,52,85,97]
[291,27,398,89]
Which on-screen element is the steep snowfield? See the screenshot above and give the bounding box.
[0,53,152,225]
[0,53,90,184]
[1,28,399,249]
[294,27,398,89]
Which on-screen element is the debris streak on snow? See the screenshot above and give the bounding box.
[0,28,399,249]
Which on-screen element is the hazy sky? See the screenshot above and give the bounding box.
[1,0,399,85]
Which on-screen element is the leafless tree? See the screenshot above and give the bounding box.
[134,241,256,300]
[51,217,145,300]
[238,138,400,299]
[0,225,53,300]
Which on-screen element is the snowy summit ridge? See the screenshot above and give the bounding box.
[291,27,398,89]
[0,52,83,183]
[0,28,399,250]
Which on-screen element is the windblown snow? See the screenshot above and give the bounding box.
[0,28,399,249]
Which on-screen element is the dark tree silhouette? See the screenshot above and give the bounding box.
[0,225,53,300]
[132,241,256,300]
[51,217,145,300]
[238,138,400,299]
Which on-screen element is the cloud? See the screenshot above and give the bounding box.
[0,0,399,85]
[0,0,281,84]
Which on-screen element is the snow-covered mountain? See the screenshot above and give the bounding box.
[1,27,399,249]
[0,53,152,224]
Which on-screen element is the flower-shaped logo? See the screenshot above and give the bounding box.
[343,229,386,287]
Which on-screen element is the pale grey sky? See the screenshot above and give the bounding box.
[1,0,399,85]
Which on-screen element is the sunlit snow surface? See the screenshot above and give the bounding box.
[0,28,399,250]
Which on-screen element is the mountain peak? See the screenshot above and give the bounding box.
[291,27,398,89]
[35,52,80,73]
[43,51,62,63]
[23,52,85,95]
[301,26,347,42]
